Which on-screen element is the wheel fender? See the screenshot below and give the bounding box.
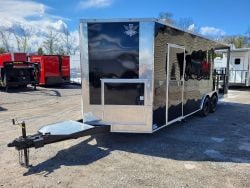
[200,95,210,109]
[211,92,218,101]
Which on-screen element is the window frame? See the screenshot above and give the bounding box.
[101,79,148,106]
[234,58,241,65]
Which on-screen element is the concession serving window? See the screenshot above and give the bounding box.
[88,22,140,105]
[101,79,147,106]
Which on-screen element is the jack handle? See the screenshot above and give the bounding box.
[12,119,30,168]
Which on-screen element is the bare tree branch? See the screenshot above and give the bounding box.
[43,30,60,55]
[159,12,175,25]
[177,17,194,31]
[0,30,11,52]
[60,27,79,55]
[220,35,248,48]
[9,24,33,52]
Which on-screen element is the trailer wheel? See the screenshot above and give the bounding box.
[209,94,218,113]
[19,85,27,88]
[3,74,8,92]
[200,97,210,117]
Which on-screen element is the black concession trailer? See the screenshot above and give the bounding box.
[80,18,230,132]
[8,18,230,167]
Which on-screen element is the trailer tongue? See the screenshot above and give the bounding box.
[8,120,110,167]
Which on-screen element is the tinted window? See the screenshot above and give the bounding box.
[185,50,211,80]
[235,58,241,65]
[88,22,140,104]
[104,83,144,105]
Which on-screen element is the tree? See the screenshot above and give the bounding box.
[60,27,79,55]
[0,47,6,54]
[158,13,197,33]
[158,12,175,25]
[245,27,250,47]
[57,47,65,55]
[221,36,247,48]
[43,30,59,55]
[37,47,44,55]
[234,36,247,48]
[61,27,71,55]
[221,36,235,45]
[10,24,33,52]
[177,17,195,31]
[0,30,11,52]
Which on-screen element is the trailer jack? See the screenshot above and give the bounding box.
[10,119,30,167]
[8,120,110,167]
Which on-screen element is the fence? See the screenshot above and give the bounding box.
[229,70,248,85]
[213,69,227,94]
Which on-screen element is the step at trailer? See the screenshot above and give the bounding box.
[8,18,229,167]
[0,53,39,90]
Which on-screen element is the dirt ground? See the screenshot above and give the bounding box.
[0,85,249,188]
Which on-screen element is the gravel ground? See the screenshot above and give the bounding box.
[0,85,249,188]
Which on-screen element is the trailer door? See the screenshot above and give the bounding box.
[167,44,185,122]
[229,56,247,84]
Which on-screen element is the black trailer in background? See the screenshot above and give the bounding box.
[0,62,40,91]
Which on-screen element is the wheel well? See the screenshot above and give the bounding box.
[201,92,218,109]
[211,92,218,101]
[205,95,210,103]
[200,95,210,109]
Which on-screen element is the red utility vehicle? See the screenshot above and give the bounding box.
[29,55,70,86]
[0,53,39,90]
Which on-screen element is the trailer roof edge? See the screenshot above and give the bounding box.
[80,18,230,49]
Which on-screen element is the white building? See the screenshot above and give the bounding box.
[70,53,81,84]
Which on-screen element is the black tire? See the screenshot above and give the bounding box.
[3,73,7,87]
[200,97,210,117]
[3,74,8,92]
[19,85,27,88]
[210,94,218,113]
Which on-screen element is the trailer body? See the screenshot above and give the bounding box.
[80,19,229,133]
[29,55,70,85]
[0,53,26,64]
[0,53,39,88]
